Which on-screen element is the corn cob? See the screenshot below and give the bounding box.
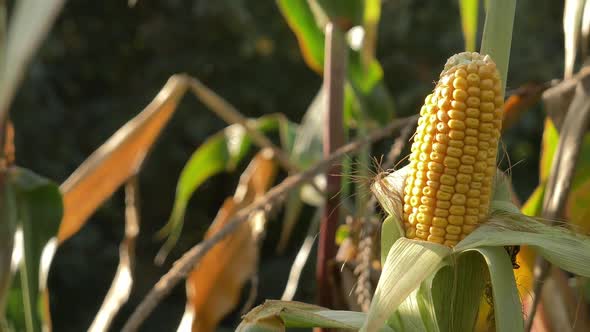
[402,52,503,247]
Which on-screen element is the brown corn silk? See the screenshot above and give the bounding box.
[403,52,504,247]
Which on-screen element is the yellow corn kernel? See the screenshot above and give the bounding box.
[430,226,446,237]
[448,215,464,225]
[402,52,503,247]
[455,183,469,193]
[436,200,451,209]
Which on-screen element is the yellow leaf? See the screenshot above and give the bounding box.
[58,76,187,242]
[184,150,277,332]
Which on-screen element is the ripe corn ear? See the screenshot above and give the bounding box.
[403,52,504,247]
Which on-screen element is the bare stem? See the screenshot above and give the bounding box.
[89,176,140,332]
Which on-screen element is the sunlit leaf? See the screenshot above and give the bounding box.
[181,151,277,332]
[459,0,479,52]
[238,300,394,331]
[59,76,188,243]
[538,117,590,233]
[456,212,590,277]
[520,184,544,217]
[277,0,325,73]
[480,0,515,92]
[362,0,381,65]
[6,168,62,332]
[278,0,395,125]
[371,165,409,218]
[157,115,296,263]
[362,238,451,332]
[502,82,547,131]
[0,0,65,119]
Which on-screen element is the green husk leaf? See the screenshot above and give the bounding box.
[362,238,451,332]
[456,213,590,277]
[466,247,523,332]
[417,273,441,332]
[380,214,404,267]
[396,289,428,332]
[431,252,486,332]
[237,300,394,331]
[371,166,408,217]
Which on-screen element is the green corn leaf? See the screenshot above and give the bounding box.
[5,168,62,332]
[362,238,451,332]
[480,0,515,92]
[456,212,590,277]
[0,0,65,119]
[316,0,363,29]
[292,87,325,168]
[237,300,394,331]
[520,184,545,216]
[157,115,298,263]
[277,0,325,72]
[431,251,486,332]
[459,0,479,52]
[466,247,523,332]
[277,0,395,126]
[0,180,17,324]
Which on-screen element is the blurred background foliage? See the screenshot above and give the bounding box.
[9,0,563,331]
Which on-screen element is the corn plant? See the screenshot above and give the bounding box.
[237,1,590,331]
[3,1,590,332]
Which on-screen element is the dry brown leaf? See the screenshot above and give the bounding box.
[182,149,277,332]
[58,76,187,242]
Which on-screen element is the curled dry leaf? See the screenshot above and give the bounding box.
[182,149,277,332]
[58,76,188,242]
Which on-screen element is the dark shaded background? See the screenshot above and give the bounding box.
[11,1,564,331]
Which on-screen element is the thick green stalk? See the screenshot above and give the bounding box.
[480,0,516,93]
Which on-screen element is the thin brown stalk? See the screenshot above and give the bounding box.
[526,71,590,332]
[317,22,347,314]
[120,115,418,332]
[89,176,140,332]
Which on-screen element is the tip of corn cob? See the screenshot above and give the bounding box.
[402,52,504,247]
